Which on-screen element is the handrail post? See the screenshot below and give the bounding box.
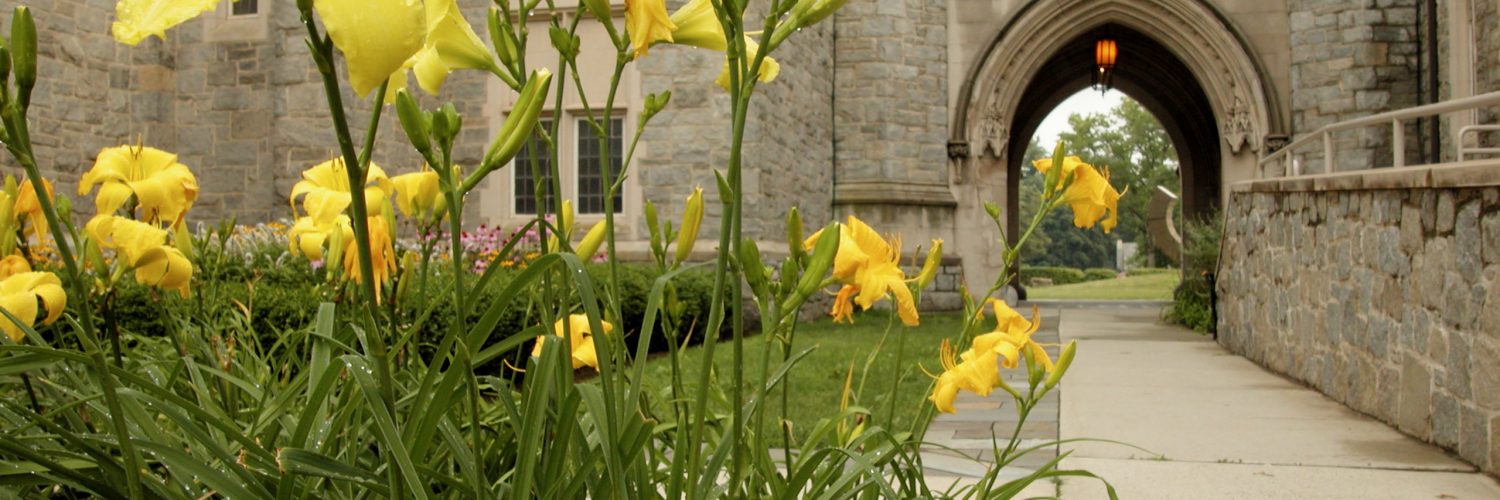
[1323,131,1334,173]
[1393,118,1405,168]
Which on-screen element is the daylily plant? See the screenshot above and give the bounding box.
[0,271,65,343]
[531,313,614,369]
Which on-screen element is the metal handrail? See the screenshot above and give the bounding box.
[1258,90,1500,177]
[1458,124,1500,161]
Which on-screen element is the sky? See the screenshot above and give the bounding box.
[1030,89,1124,147]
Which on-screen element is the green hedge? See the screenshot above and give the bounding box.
[1019,266,1086,286]
[1083,268,1118,281]
[108,261,726,357]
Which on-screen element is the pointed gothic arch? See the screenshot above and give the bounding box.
[947,0,1283,293]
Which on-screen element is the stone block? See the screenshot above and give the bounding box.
[1459,405,1490,467]
[1437,191,1456,233]
[1474,339,1500,411]
[1433,392,1461,448]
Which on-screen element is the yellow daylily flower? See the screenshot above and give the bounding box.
[0,271,66,343]
[79,145,199,226]
[803,216,919,326]
[0,255,32,280]
[531,314,615,369]
[342,216,398,303]
[13,178,54,243]
[1032,156,1123,233]
[289,158,392,223]
[314,0,426,98]
[965,299,1049,371]
[928,338,1003,413]
[410,0,502,94]
[86,216,194,298]
[111,0,218,46]
[627,0,781,88]
[287,214,353,261]
[389,167,452,222]
[626,0,676,59]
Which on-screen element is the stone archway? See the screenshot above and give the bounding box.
[947,0,1283,294]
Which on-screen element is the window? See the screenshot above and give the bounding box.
[509,117,626,216]
[231,0,259,16]
[576,118,623,214]
[513,121,556,215]
[204,0,267,41]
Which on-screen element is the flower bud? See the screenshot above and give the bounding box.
[482,69,552,170]
[3,175,16,197]
[326,224,346,274]
[53,193,71,219]
[395,90,433,156]
[173,221,196,261]
[488,9,520,72]
[10,7,37,104]
[548,26,579,62]
[983,201,1001,221]
[739,237,767,296]
[297,0,315,15]
[560,199,574,239]
[714,170,732,205]
[581,0,614,32]
[643,91,671,123]
[574,220,607,260]
[0,43,11,85]
[1042,140,1065,199]
[794,221,840,298]
[673,186,703,265]
[785,207,804,260]
[644,199,662,250]
[913,239,943,289]
[1044,340,1076,390]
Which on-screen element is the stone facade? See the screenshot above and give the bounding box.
[1287,0,1422,172]
[1219,170,1500,475]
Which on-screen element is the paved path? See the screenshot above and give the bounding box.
[922,304,1500,499]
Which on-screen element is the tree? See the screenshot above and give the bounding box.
[1021,97,1179,269]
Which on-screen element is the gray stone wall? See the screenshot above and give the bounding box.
[636,3,836,242]
[831,0,947,187]
[0,0,173,198]
[1288,0,1422,172]
[1219,180,1500,475]
[3,0,490,224]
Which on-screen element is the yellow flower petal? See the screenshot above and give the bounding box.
[342,216,398,302]
[0,271,65,343]
[390,169,446,221]
[0,255,31,280]
[135,246,193,298]
[314,0,426,98]
[626,0,676,59]
[290,158,392,223]
[412,0,499,94]
[111,0,218,46]
[13,179,53,244]
[81,146,199,225]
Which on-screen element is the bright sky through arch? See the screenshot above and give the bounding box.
[1032,89,1124,149]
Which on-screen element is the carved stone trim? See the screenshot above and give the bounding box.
[834,181,959,207]
[956,0,1276,159]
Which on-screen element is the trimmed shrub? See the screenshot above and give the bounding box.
[1083,268,1118,281]
[1126,267,1175,276]
[1020,266,1086,286]
[1164,215,1221,334]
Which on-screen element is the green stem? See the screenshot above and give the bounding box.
[299,14,401,495]
[2,102,144,499]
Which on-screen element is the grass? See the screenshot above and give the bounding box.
[639,310,968,441]
[1026,271,1180,300]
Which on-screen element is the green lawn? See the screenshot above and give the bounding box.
[1026,271,1180,300]
[639,310,967,441]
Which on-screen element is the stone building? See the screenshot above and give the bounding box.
[7,0,1493,298]
[3,0,1500,479]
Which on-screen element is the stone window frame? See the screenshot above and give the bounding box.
[202,0,269,43]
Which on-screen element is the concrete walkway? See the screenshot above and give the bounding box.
[920,304,1500,498]
[1057,307,1500,499]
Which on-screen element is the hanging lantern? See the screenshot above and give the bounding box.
[1093,37,1117,91]
[1095,38,1117,69]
